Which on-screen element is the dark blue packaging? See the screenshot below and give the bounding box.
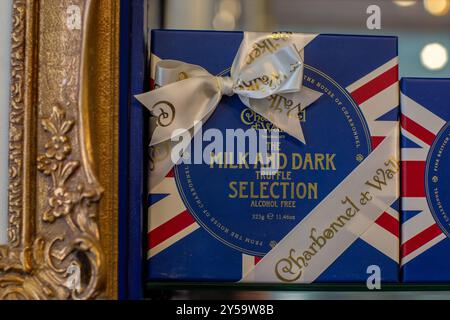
[147,30,400,283]
[401,78,450,282]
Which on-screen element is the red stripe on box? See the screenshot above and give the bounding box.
[371,136,385,149]
[350,65,398,105]
[148,210,196,249]
[166,169,174,177]
[254,256,262,265]
[401,114,436,146]
[375,212,399,237]
[401,223,442,258]
[401,161,425,197]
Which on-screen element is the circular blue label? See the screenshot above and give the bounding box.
[426,121,450,238]
[174,65,371,256]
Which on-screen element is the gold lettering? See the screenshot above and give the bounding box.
[315,153,325,170]
[228,181,238,198]
[304,154,313,170]
[326,154,336,170]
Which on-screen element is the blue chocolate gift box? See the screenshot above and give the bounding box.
[400,78,450,282]
[145,30,400,283]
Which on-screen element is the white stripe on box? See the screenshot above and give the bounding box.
[401,197,429,211]
[150,175,176,194]
[401,148,429,162]
[148,222,200,259]
[400,128,430,153]
[368,121,399,137]
[242,254,257,278]
[360,207,398,261]
[346,57,398,93]
[401,93,446,135]
[148,196,187,232]
[385,206,400,220]
[360,223,399,261]
[401,208,435,244]
[357,82,399,123]
[401,233,446,266]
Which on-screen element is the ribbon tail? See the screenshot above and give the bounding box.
[241,129,399,283]
[141,61,220,189]
[135,76,222,146]
[148,107,217,190]
[148,140,178,191]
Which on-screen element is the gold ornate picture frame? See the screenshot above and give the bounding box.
[0,0,119,300]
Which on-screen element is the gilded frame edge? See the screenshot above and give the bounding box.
[0,0,119,300]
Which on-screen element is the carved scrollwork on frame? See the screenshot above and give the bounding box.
[0,0,119,300]
[8,0,26,249]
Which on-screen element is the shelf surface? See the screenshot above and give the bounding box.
[146,282,450,299]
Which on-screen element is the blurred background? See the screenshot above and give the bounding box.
[147,0,450,78]
[145,0,450,299]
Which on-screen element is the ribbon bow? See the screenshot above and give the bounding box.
[136,32,322,188]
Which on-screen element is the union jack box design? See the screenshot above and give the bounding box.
[401,78,450,282]
[147,30,400,283]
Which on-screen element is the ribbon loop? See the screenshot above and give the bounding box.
[231,44,304,100]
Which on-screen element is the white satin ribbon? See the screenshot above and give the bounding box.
[136,32,322,189]
[241,129,400,283]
